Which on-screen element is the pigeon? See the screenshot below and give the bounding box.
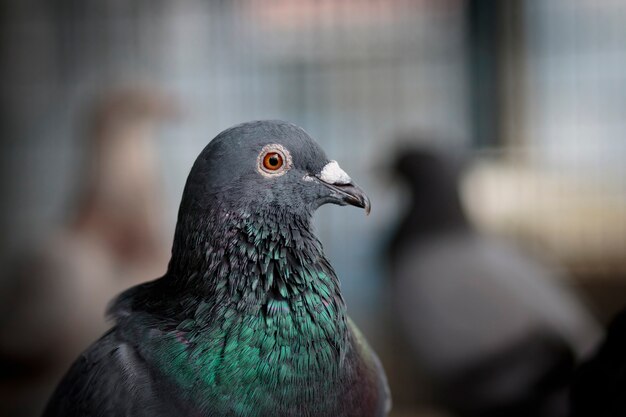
[0,88,173,417]
[570,306,626,417]
[386,146,599,417]
[43,120,391,417]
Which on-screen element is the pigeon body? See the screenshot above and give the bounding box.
[387,148,599,417]
[44,120,390,417]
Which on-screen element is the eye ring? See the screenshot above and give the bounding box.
[257,144,292,177]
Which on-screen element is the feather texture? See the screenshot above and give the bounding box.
[43,120,389,417]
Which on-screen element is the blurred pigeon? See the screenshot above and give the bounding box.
[44,120,390,417]
[0,88,174,417]
[387,147,600,417]
[570,306,626,417]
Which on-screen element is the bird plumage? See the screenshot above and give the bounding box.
[386,146,598,417]
[44,120,389,417]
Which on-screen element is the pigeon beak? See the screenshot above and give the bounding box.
[325,181,371,215]
[316,161,372,215]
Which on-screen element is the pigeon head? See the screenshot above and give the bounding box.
[179,120,370,218]
[392,146,467,208]
[394,149,458,194]
[387,146,470,257]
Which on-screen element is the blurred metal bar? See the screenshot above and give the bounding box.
[466,0,525,150]
[466,0,499,148]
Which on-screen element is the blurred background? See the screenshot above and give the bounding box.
[1,1,625,416]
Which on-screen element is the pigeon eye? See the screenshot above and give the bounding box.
[263,152,283,170]
[257,144,291,177]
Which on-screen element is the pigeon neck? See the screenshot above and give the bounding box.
[168,206,347,318]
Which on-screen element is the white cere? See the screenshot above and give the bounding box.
[319,160,352,185]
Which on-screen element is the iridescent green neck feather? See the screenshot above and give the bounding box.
[148,205,351,415]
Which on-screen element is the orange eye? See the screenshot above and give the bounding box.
[257,144,291,177]
[263,152,283,171]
